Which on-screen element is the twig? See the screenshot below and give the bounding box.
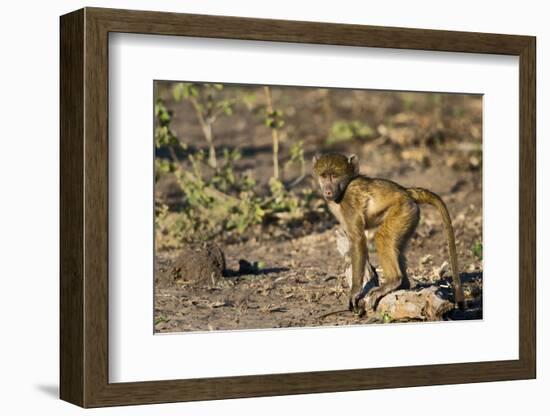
[287,173,308,189]
[167,146,180,166]
[263,86,280,180]
[175,169,239,204]
[189,97,217,169]
[316,308,350,320]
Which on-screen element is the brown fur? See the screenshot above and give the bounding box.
[312,153,465,315]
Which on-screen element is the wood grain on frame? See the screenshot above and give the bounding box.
[60,7,536,408]
[60,8,85,406]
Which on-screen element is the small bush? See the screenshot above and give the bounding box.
[326,120,374,145]
[154,89,325,249]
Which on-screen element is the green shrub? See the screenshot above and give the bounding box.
[154,88,324,249]
[326,120,374,145]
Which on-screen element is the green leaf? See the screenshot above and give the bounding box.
[472,241,483,260]
[172,83,184,101]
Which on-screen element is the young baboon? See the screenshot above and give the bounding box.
[312,153,465,315]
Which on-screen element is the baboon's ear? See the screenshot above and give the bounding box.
[348,154,359,174]
[312,154,320,166]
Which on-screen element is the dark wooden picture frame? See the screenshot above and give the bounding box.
[60,7,536,408]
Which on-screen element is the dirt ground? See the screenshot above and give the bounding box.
[154,86,483,333]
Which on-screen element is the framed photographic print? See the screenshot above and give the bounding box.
[60,7,536,408]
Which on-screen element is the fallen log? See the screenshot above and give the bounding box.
[376,286,454,321]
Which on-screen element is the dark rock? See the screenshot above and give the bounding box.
[163,242,225,286]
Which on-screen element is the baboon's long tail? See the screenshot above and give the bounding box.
[407,187,465,309]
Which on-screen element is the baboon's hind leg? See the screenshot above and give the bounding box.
[362,203,418,311]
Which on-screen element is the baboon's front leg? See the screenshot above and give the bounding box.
[348,233,369,315]
[335,228,378,289]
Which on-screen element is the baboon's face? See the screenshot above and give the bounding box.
[312,153,359,202]
[317,172,347,202]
